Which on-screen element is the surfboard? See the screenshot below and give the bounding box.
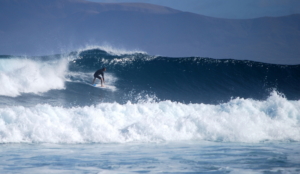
[91,83,117,91]
[92,83,103,88]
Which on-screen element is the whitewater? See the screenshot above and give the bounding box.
[1,92,300,144]
[0,47,300,173]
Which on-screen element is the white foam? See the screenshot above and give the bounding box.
[0,58,67,97]
[0,92,299,143]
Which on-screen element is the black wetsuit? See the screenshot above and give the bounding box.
[94,69,105,80]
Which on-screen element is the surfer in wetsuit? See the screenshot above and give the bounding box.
[92,67,106,87]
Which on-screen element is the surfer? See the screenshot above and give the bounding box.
[92,67,106,87]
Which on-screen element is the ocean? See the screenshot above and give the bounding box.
[0,46,300,173]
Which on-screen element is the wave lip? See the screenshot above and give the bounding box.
[0,58,67,97]
[0,92,299,144]
[76,45,147,56]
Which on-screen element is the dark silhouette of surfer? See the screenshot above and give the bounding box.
[92,67,106,87]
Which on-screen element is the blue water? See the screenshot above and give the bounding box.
[1,142,300,173]
[0,46,300,173]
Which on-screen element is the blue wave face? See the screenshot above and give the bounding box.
[1,48,299,106]
[67,48,300,104]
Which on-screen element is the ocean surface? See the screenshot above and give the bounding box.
[0,46,300,173]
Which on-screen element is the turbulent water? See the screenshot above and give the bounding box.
[0,46,300,173]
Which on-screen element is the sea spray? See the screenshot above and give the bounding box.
[0,58,68,97]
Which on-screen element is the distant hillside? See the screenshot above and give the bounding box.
[0,0,300,64]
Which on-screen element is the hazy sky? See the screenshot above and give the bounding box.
[87,0,300,19]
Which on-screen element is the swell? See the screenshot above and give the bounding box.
[0,49,300,144]
[1,48,299,105]
[69,48,300,103]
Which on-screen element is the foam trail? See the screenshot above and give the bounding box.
[0,92,299,143]
[0,58,68,97]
